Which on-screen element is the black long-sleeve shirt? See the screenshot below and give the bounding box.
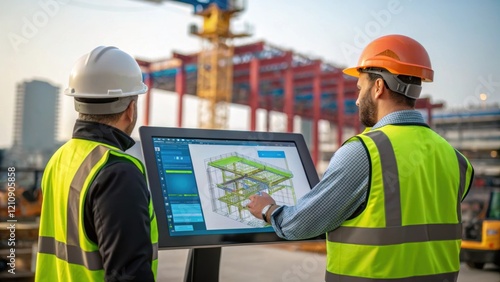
[73,120,155,282]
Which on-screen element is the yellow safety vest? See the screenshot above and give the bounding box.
[36,139,158,281]
[326,125,473,281]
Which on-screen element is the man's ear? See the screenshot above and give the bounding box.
[373,78,385,98]
[124,99,136,122]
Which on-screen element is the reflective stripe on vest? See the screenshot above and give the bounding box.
[38,145,159,269]
[326,128,470,281]
[328,223,462,245]
[366,130,401,226]
[455,150,469,222]
[38,237,159,270]
[326,271,458,282]
[38,236,103,270]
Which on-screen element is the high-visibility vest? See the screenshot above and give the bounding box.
[36,139,158,281]
[326,125,473,281]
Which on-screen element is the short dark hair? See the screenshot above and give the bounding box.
[366,72,417,108]
[76,96,137,124]
[78,111,123,124]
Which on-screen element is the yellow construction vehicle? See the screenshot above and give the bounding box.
[461,188,500,269]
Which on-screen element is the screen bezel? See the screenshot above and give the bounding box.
[139,126,321,249]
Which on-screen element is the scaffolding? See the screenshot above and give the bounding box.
[206,152,296,227]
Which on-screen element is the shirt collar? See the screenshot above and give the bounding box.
[371,110,426,130]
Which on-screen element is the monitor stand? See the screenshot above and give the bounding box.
[184,247,222,282]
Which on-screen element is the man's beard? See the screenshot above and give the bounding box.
[359,87,378,127]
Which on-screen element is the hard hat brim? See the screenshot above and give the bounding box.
[64,84,148,98]
[343,67,360,78]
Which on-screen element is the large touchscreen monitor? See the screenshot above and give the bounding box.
[139,126,320,249]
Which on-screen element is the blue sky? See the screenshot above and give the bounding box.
[1,0,499,148]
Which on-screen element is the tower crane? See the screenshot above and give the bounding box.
[142,0,250,129]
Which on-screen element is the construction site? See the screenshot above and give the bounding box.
[135,26,441,168]
[1,0,499,281]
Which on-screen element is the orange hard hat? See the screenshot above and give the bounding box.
[343,34,434,82]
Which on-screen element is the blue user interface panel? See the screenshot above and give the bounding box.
[151,137,312,237]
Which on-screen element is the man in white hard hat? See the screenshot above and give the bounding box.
[36,46,158,282]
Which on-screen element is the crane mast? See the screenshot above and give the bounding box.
[191,3,248,129]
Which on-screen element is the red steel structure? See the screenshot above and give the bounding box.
[136,41,443,166]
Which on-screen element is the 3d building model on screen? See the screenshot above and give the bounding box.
[206,152,297,227]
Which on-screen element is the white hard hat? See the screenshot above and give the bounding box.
[64,46,147,114]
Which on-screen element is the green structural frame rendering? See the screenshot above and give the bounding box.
[206,152,297,227]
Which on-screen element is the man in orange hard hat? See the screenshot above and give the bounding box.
[248,34,474,281]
